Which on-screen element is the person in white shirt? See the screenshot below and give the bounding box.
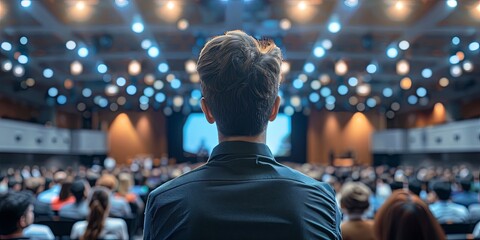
[429,181,469,223]
[70,187,128,240]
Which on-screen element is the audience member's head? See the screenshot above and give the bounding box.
[24,177,45,195]
[83,187,110,240]
[340,182,371,216]
[7,177,22,192]
[117,173,133,196]
[71,180,89,204]
[96,174,117,191]
[197,30,282,137]
[432,181,451,201]
[408,178,423,196]
[459,178,472,192]
[0,191,34,238]
[59,179,73,201]
[53,171,67,185]
[374,190,445,240]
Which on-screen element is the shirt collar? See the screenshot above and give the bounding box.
[208,141,274,161]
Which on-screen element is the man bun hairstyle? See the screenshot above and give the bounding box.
[197,30,282,136]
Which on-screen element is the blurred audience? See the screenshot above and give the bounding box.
[59,179,90,220]
[24,177,53,220]
[96,174,132,218]
[429,181,469,223]
[37,171,66,204]
[51,178,75,211]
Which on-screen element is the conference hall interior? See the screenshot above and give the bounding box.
[1,0,480,239]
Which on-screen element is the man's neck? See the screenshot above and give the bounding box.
[219,132,266,144]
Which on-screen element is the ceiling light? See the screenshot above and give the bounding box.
[20,0,31,8]
[148,46,160,58]
[328,21,341,33]
[446,0,457,8]
[463,60,474,72]
[19,36,28,45]
[144,74,155,85]
[57,95,67,105]
[143,87,154,97]
[141,39,152,50]
[171,79,181,89]
[173,96,184,107]
[128,60,141,76]
[386,111,395,119]
[383,87,393,97]
[97,63,108,74]
[452,36,460,45]
[279,19,292,30]
[281,61,290,74]
[344,0,358,7]
[43,68,53,78]
[115,0,129,7]
[335,59,348,76]
[116,77,126,87]
[293,79,303,89]
[167,1,175,9]
[395,1,404,10]
[132,22,144,33]
[82,88,92,97]
[158,63,169,73]
[408,95,418,105]
[449,55,459,64]
[469,42,479,51]
[298,1,306,10]
[439,77,449,87]
[154,80,164,90]
[2,60,12,71]
[321,39,333,50]
[396,59,409,75]
[391,102,401,111]
[26,78,35,87]
[356,84,371,96]
[421,68,432,78]
[398,40,410,50]
[416,87,427,97]
[1,42,12,51]
[75,1,86,10]
[337,85,348,95]
[105,84,119,96]
[78,47,88,57]
[450,65,462,77]
[356,103,365,112]
[366,98,377,108]
[48,87,58,97]
[290,96,301,107]
[18,55,28,64]
[366,62,377,74]
[13,65,25,77]
[155,92,166,103]
[166,74,175,82]
[310,80,321,90]
[304,62,315,73]
[456,51,465,61]
[320,74,331,85]
[70,61,83,75]
[185,60,197,73]
[190,73,200,83]
[309,92,320,103]
[386,47,398,58]
[177,19,189,30]
[66,40,76,50]
[349,96,359,105]
[110,103,119,112]
[348,77,358,87]
[320,87,331,97]
[313,46,325,58]
[126,85,137,95]
[400,77,412,90]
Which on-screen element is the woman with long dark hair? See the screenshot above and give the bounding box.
[374,190,445,240]
[70,187,128,240]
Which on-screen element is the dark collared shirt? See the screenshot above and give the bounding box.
[144,141,342,240]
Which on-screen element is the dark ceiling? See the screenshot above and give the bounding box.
[1,0,480,118]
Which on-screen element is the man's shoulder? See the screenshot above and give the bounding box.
[148,164,209,197]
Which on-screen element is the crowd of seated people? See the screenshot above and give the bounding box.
[1,161,480,239]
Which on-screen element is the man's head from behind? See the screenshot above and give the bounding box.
[0,191,34,237]
[197,30,282,137]
[432,181,451,201]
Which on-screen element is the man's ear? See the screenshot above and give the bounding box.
[19,215,27,228]
[200,98,216,124]
[269,96,281,122]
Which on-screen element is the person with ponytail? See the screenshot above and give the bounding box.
[70,187,128,240]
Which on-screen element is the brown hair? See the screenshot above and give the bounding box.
[58,179,73,201]
[197,30,282,136]
[340,181,371,214]
[81,187,110,240]
[96,174,118,191]
[117,173,132,197]
[374,190,445,240]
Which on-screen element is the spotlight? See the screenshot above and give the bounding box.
[328,22,341,33]
[154,80,164,90]
[43,68,53,78]
[310,80,321,90]
[78,47,89,57]
[18,55,28,64]
[356,84,371,96]
[13,65,25,77]
[1,60,12,71]
[143,87,154,97]
[383,88,393,97]
[279,19,292,30]
[313,46,325,58]
[148,46,160,58]
[408,95,418,105]
[82,88,92,97]
[70,61,83,75]
[57,95,67,105]
[348,77,358,87]
[450,65,462,77]
[298,1,306,10]
[469,42,479,51]
[116,77,126,87]
[452,36,460,45]
[395,1,404,10]
[158,63,169,73]
[416,87,427,97]
[171,79,181,89]
[19,36,28,45]
[281,61,290,74]
[304,63,315,73]
[75,1,86,10]
[97,63,108,74]
[20,0,31,8]
[293,79,303,89]
[128,60,141,76]
[115,0,129,7]
[320,74,331,85]
[167,1,175,9]
[366,62,377,74]
[446,0,457,8]
[132,22,144,33]
[177,19,189,30]
[344,0,358,7]
[386,47,398,58]
[320,87,331,97]
[105,84,119,96]
[421,68,432,78]
[126,85,137,95]
[400,77,412,90]
[173,96,184,107]
[335,59,348,76]
[439,77,449,87]
[321,39,333,50]
[396,59,409,75]
[1,42,12,51]
[337,85,348,95]
[463,60,474,72]
[185,60,197,73]
[309,92,320,103]
[48,87,58,97]
[66,40,76,50]
[398,40,410,50]
[449,55,459,65]
[155,92,166,103]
